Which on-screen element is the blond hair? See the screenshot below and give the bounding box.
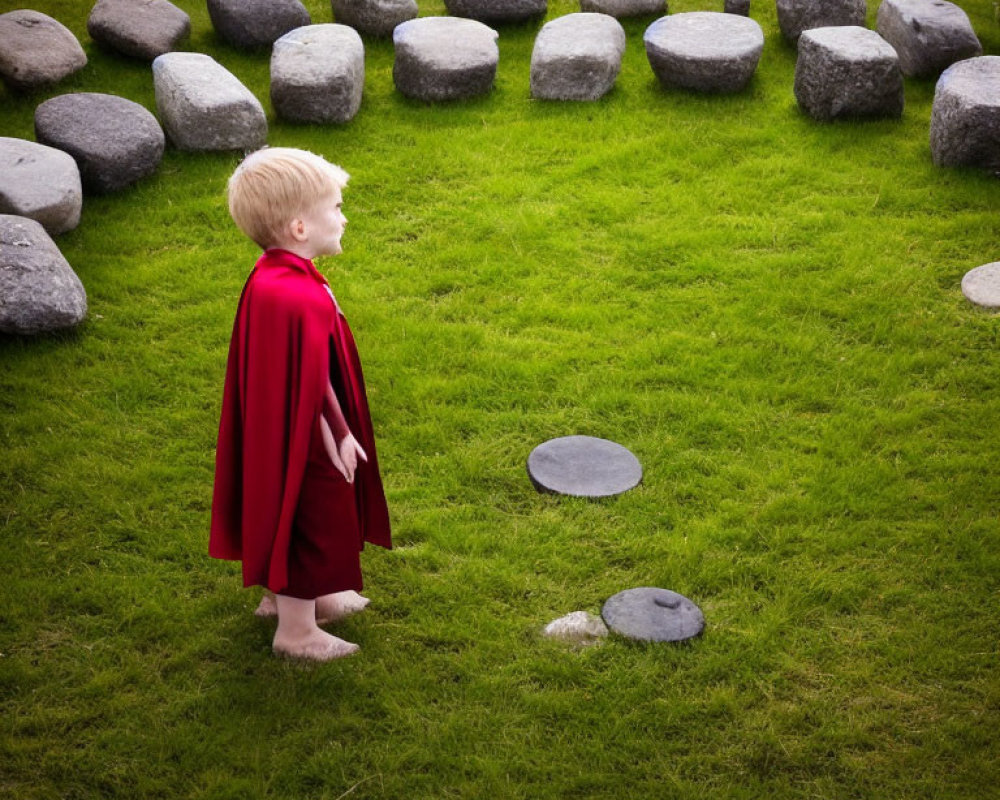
[227,147,350,248]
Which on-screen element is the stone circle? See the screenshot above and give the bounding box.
[877,0,981,79]
[393,17,500,102]
[87,0,191,61]
[207,0,311,50]
[644,12,764,94]
[271,25,365,124]
[602,587,705,642]
[725,0,751,16]
[331,0,418,38]
[0,214,87,335]
[0,138,82,236]
[930,57,1000,171]
[34,93,165,194]
[153,52,268,151]
[527,435,642,497]
[543,611,609,643]
[0,10,87,91]
[444,0,547,24]
[961,263,1000,309]
[794,26,903,121]
[580,0,665,18]
[531,13,626,101]
[775,0,866,44]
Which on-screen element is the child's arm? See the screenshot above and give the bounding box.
[322,381,368,483]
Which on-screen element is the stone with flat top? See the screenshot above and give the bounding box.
[962,263,1000,309]
[527,435,641,497]
[602,587,705,642]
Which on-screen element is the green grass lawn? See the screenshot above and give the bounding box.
[2,0,999,797]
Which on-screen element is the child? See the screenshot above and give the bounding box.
[210,147,392,661]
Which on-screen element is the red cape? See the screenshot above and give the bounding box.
[209,249,391,593]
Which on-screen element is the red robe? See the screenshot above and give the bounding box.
[209,248,391,595]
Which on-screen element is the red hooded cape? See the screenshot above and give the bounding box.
[209,248,391,594]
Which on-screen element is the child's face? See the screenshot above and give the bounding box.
[299,186,347,258]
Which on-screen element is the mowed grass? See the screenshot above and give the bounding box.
[2,0,999,797]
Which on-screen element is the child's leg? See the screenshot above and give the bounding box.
[255,589,369,624]
[272,594,359,661]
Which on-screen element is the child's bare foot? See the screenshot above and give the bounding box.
[255,593,278,618]
[315,590,370,624]
[272,629,359,662]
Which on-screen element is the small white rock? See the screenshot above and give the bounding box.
[543,611,609,642]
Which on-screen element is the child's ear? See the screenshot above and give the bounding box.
[288,216,308,242]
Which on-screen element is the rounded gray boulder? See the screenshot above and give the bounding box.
[930,56,1000,171]
[602,588,705,642]
[34,93,165,194]
[0,10,87,91]
[393,17,499,102]
[0,214,87,335]
[527,435,642,497]
[331,0,418,37]
[0,138,82,235]
[153,52,268,151]
[794,26,903,121]
[87,0,191,60]
[207,0,310,49]
[877,0,981,79]
[580,0,665,18]
[531,13,626,101]
[444,0,547,24]
[271,25,365,124]
[644,12,764,94]
[962,262,1000,309]
[776,0,866,44]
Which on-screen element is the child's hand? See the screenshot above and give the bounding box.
[337,433,368,484]
[319,416,348,480]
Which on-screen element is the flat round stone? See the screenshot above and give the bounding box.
[962,262,1000,309]
[602,587,705,642]
[527,435,641,497]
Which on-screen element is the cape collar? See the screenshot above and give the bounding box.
[258,248,329,288]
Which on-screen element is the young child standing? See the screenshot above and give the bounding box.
[210,147,392,662]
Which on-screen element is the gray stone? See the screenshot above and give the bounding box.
[393,17,499,102]
[580,0,665,19]
[0,10,87,91]
[877,0,981,78]
[543,611,609,643]
[153,52,267,151]
[962,262,1000,309]
[331,0,417,37]
[794,26,903,121]
[34,93,165,194]
[644,12,764,94]
[527,435,642,497]
[931,57,1000,170]
[0,215,86,335]
[531,13,626,101]
[87,0,191,60]
[0,138,82,235]
[271,25,365,124]
[444,0,547,24]
[776,0,866,44]
[207,0,310,50]
[725,0,751,16]
[602,587,705,642]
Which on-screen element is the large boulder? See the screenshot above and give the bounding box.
[930,56,1000,171]
[644,12,764,93]
[393,17,499,102]
[0,215,87,335]
[794,26,903,121]
[153,52,267,151]
[34,93,165,194]
[580,0,665,18]
[0,10,87,91]
[331,0,418,37]
[87,0,191,60]
[0,138,82,235]
[207,0,310,49]
[776,0,866,44]
[271,25,365,124]
[876,0,981,79]
[443,0,546,24]
[530,13,626,101]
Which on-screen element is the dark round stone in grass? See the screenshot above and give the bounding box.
[602,587,705,642]
[962,262,1000,309]
[527,435,642,498]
